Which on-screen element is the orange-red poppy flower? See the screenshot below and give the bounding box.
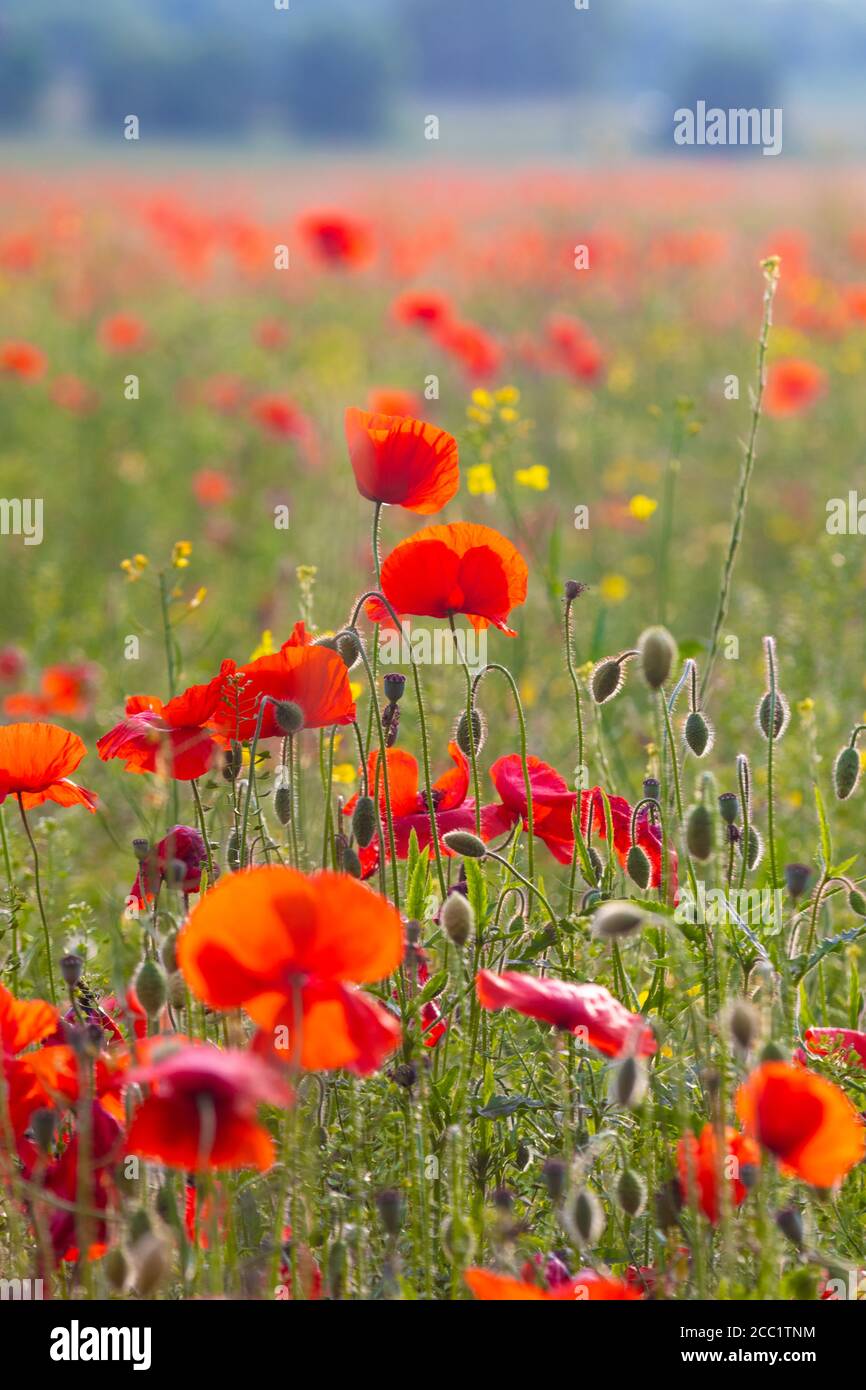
[436,320,502,379]
[465,1268,641,1301]
[803,1028,866,1069]
[476,970,657,1058]
[392,290,453,330]
[345,407,459,514]
[250,392,308,440]
[20,1101,122,1262]
[736,1061,865,1187]
[209,640,356,744]
[764,359,827,417]
[1,340,46,379]
[581,785,677,896]
[99,313,147,352]
[0,721,96,811]
[177,867,403,1074]
[482,755,577,864]
[676,1124,760,1223]
[127,1039,290,1171]
[300,210,374,269]
[367,388,422,419]
[367,521,528,635]
[97,669,228,781]
[3,661,98,720]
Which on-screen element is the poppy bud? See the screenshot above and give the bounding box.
[568,1188,605,1248]
[654,1178,683,1229]
[741,825,763,872]
[342,845,362,879]
[642,776,660,804]
[30,1106,57,1154]
[591,654,631,705]
[383,671,406,704]
[351,795,377,849]
[129,1207,152,1243]
[442,891,474,947]
[166,971,187,1011]
[274,700,304,736]
[222,742,243,782]
[718,792,739,825]
[376,1188,403,1237]
[564,579,588,602]
[684,709,713,758]
[454,705,486,756]
[440,1214,475,1265]
[725,999,760,1055]
[393,1062,416,1089]
[582,846,604,885]
[133,1233,169,1297]
[760,1040,788,1063]
[60,952,83,989]
[757,689,790,741]
[134,959,166,1018]
[581,887,603,913]
[542,1156,568,1201]
[335,630,362,668]
[442,829,487,859]
[638,626,677,691]
[775,1206,804,1248]
[848,888,866,917]
[131,837,151,861]
[104,1246,129,1294]
[226,827,241,870]
[609,1054,648,1109]
[617,1167,647,1218]
[160,931,178,973]
[626,844,651,890]
[783,862,812,901]
[274,785,293,825]
[686,802,714,861]
[515,1141,531,1171]
[834,745,861,801]
[592,901,646,941]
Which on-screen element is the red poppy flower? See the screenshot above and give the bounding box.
[97,670,228,781]
[209,641,356,744]
[20,1102,122,1262]
[465,1268,641,1301]
[128,824,209,909]
[343,741,477,875]
[255,318,289,350]
[127,1039,290,1171]
[436,320,502,379]
[1,340,46,379]
[736,1061,865,1187]
[177,866,404,1074]
[0,722,96,811]
[250,392,308,440]
[803,1028,866,1069]
[99,313,146,352]
[482,755,577,864]
[392,290,453,330]
[366,521,528,635]
[3,661,98,720]
[0,646,26,683]
[676,1124,760,1223]
[345,408,459,514]
[580,786,677,896]
[193,468,233,507]
[546,314,604,384]
[367,388,423,419]
[764,359,827,417]
[50,374,96,414]
[476,970,657,1058]
[299,211,374,269]
[1,984,61,1134]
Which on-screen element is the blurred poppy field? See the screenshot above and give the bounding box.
[1,155,866,1304]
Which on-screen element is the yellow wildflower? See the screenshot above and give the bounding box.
[249,630,276,661]
[514,464,549,491]
[171,540,192,569]
[628,494,658,521]
[467,463,496,496]
[600,573,630,604]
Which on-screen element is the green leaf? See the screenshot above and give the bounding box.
[791,922,866,982]
[464,855,488,924]
[406,849,429,922]
[475,1095,552,1120]
[417,969,448,1005]
[829,854,859,878]
[814,783,832,870]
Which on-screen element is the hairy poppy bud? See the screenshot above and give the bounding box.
[383,671,406,704]
[352,795,377,849]
[834,745,861,801]
[848,888,866,917]
[609,1054,648,1109]
[222,742,243,782]
[131,837,150,861]
[166,971,187,1011]
[655,1178,683,1229]
[760,1040,788,1063]
[580,847,603,887]
[592,901,645,941]
[30,1106,57,1154]
[134,959,166,1018]
[757,690,790,741]
[725,999,760,1055]
[638,626,677,690]
[442,829,487,859]
[542,1156,568,1202]
[775,1206,804,1248]
[441,1214,475,1265]
[133,1233,169,1297]
[160,931,178,973]
[626,843,651,889]
[442,891,474,947]
[129,1207,152,1243]
[454,705,486,756]
[274,785,293,825]
[741,825,763,872]
[718,792,739,825]
[686,802,714,861]
[684,709,713,758]
[393,1062,416,1089]
[342,845,362,879]
[274,700,304,736]
[376,1188,403,1237]
[569,1188,605,1248]
[60,952,83,989]
[104,1246,129,1294]
[784,862,812,901]
[617,1167,647,1218]
[642,776,660,803]
[335,630,362,668]
[591,653,632,705]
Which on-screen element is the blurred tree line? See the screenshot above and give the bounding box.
[1,0,865,139]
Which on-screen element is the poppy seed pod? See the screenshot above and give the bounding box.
[642,776,660,804]
[454,705,486,756]
[131,837,151,862]
[609,1054,648,1109]
[134,959,166,1017]
[757,689,790,741]
[592,901,646,941]
[569,1188,605,1248]
[718,792,739,825]
[60,952,83,988]
[638,626,677,690]
[442,891,474,947]
[616,1167,647,1219]
[383,671,406,704]
[834,745,861,801]
[274,699,304,736]
[684,709,713,758]
[442,829,487,859]
[783,862,812,902]
[626,843,651,890]
[274,785,293,826]
[686,802,714,861]
[564,579,588,602]
[591,654,630,705]
[351,794,377,849]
